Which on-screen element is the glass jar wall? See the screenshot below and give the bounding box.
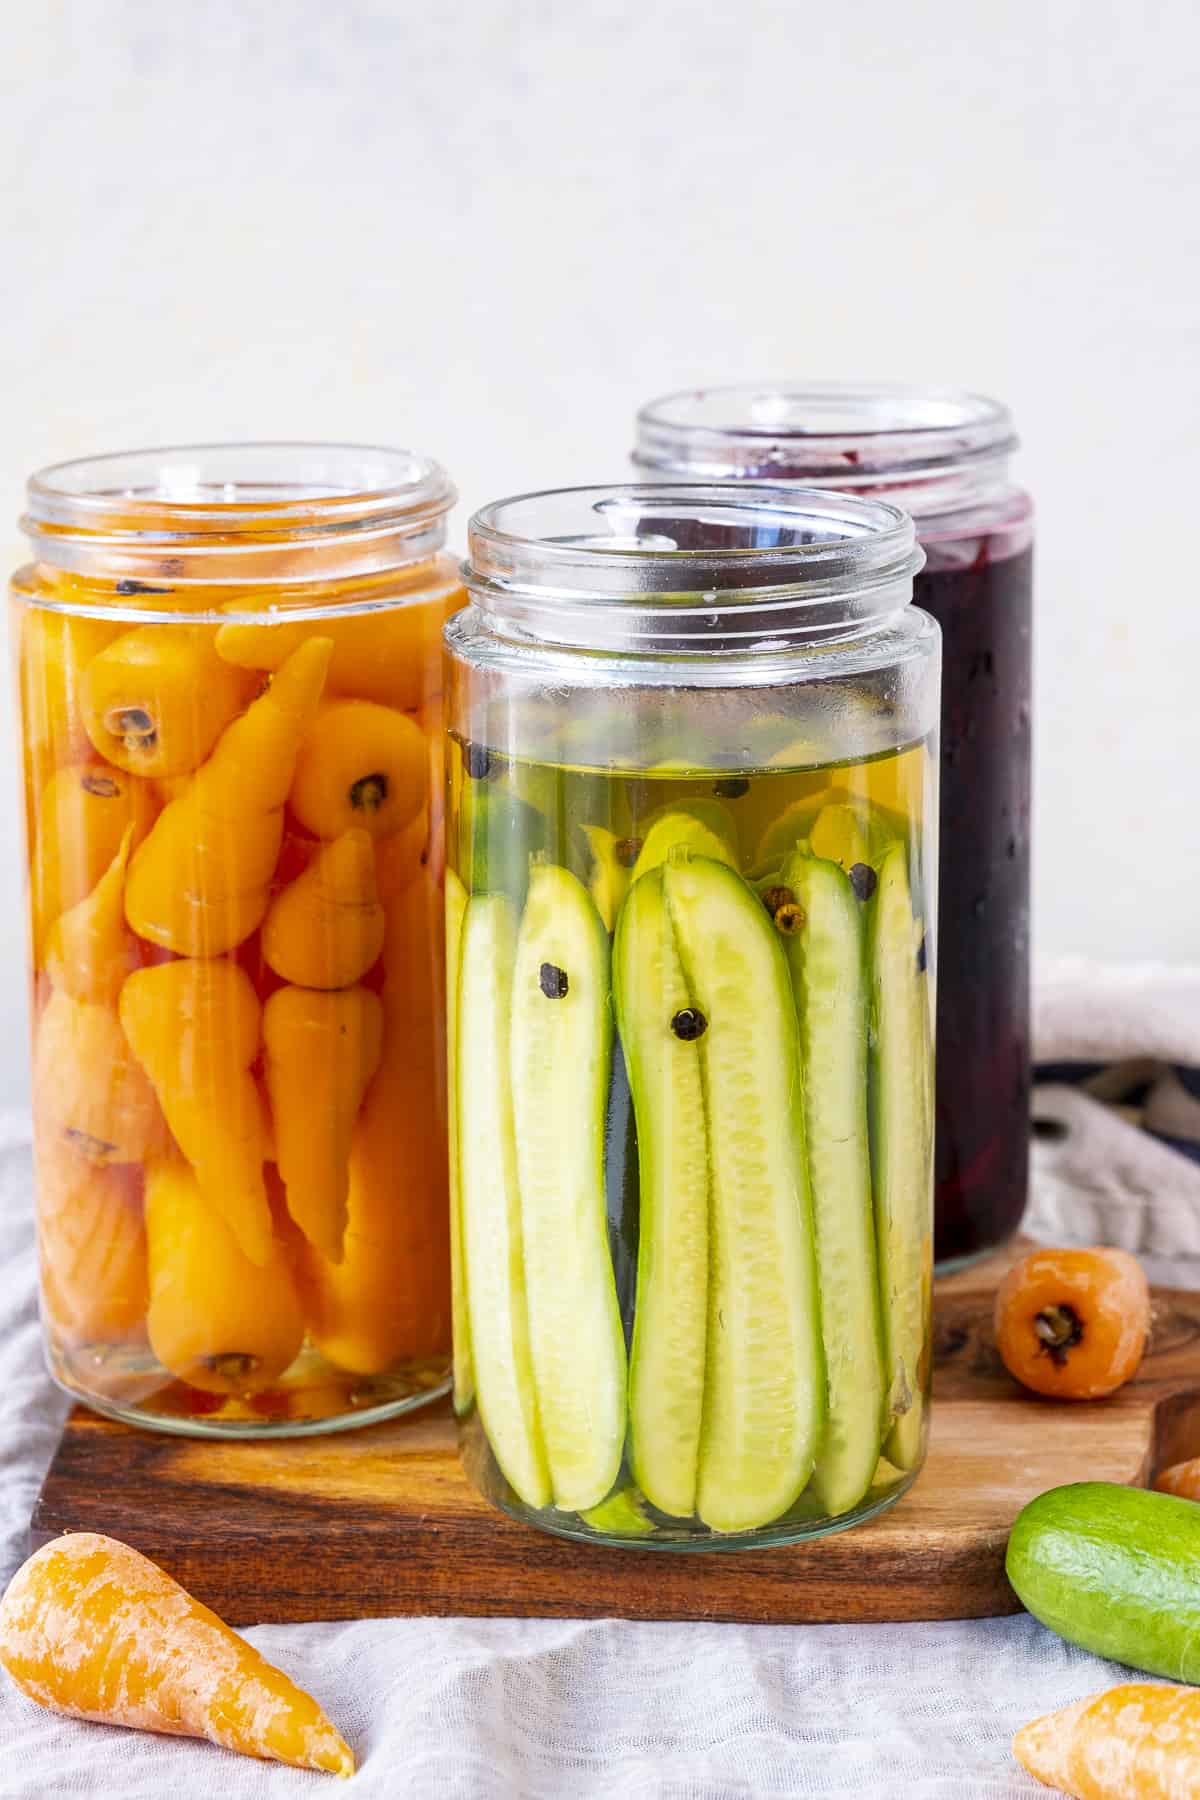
[445,484,940,1548]
[635,387,1033,1269]
[12,444,460,1434]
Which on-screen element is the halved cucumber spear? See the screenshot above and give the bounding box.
[458,867,627,1513]
[631,798,739,882]
[509,863,627,1512]
[615,844,826,1533]
[777,849,887,1516]
[445,869,473,1415]
[457,895,550,1508]
[867,840,934,1472]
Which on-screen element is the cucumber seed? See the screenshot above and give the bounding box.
[670,1008,708,1041]
[539,962,569,999]
[848,862,878,902]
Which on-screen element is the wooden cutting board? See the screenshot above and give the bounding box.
[31,1245,1200,1626]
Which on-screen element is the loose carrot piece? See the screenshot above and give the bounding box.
[289,698,427,841]
[215,581,460,711]
[18,609,124,793]
[1015,1683,1200,1798]
[124,637,331,956]
[302,872,450,1373]
[82,623,259,777]
[145,1158,305,1395]
[31,763,156,965]
[263,984,383,1262]
[34,988,165,1166]
[994,1247,1150,1400]
[1155,1459,1200,1501]
[261,828,385,989]
[120,959,272,1265]
[44,825,139,1004]
[0,1533,353,1776]
[36,1139,147,1346]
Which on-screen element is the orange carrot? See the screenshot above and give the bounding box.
[1155,1459,1200,1502]
[1014,1682,1200,1797]
[994,1247,1150,1400]
[0,1533,353,1776]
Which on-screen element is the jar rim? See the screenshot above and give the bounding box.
[633,382,1016,483]
[24,441,455,538]
[468,482,921,599]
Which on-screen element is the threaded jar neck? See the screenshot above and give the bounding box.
[21,442,456,587]
[634,384,1018,521]
[465,483,924,654]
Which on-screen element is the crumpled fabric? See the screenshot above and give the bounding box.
[1,961,1197,1796]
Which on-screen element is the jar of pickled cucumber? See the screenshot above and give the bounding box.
[445,484,940,1548]
[12,444,461,1434]
[634,385,1033,1271]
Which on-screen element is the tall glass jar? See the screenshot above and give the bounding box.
[11,444,460,1434]
[445,484,939,1548]
[635,387,1033,1269]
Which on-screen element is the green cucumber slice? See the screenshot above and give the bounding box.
[779,850,887,1515]
[510,863,627,1511]
[445,869,474,1414]
[631,799,738,883]
[457,895,550,1507]
[614,867,710,1519]
[663,855,826,1533]
[867,841,933,1472]
[579,1485,656,1538]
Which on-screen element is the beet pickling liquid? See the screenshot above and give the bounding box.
[634,385,1034,1266]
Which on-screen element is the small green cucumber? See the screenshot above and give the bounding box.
[1007,1482,1200,1682]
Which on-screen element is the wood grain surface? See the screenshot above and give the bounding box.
[31,1246,1200,1626]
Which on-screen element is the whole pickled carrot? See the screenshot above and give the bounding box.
[124,637,332,956]
[31,763,156,965]
[261,828,385,989]
[215,582,460,711]
[1156,1459,1200,1501]
[289,698,427,842]
[44,825,139,1004]
[262,984,383,1262]
[1015,1683,1200,1797]
[0,1533,353,1776]
[120,959,272,1265]
[18,609,124,798]
[994,1247,1150,1400]
[36,1139,147,1346]
[34,988,164,1166]
[82,623,258,777]
[303,871,450,1372]
[145,1158,304,1395]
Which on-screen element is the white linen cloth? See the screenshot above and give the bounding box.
[1,956,1198,1798]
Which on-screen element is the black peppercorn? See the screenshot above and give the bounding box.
[614,837,644,868]
[115,578,173,596]
[539,962,569,999]
[848,862,878,903]
[670,1008,708,1041]
[712,777,750,799]
[463,741,494,781]
[916,934,927,973]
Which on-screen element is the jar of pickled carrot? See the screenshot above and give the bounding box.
[11,444,460,1434]
[445,484,940,1548]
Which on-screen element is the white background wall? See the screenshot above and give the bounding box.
[3,1,1198,1101]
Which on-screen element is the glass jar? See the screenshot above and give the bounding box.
[11,443,461,1434]
[445,483,939,1548]
[635,386,1033,1270]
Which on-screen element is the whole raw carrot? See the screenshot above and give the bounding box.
[1015,1683,1200,1797]
[0,1533,353,1776]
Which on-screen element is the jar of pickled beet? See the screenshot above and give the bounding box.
[635,387,1033,1270]
[445,484,939,1548]
[11,444,461,1434]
